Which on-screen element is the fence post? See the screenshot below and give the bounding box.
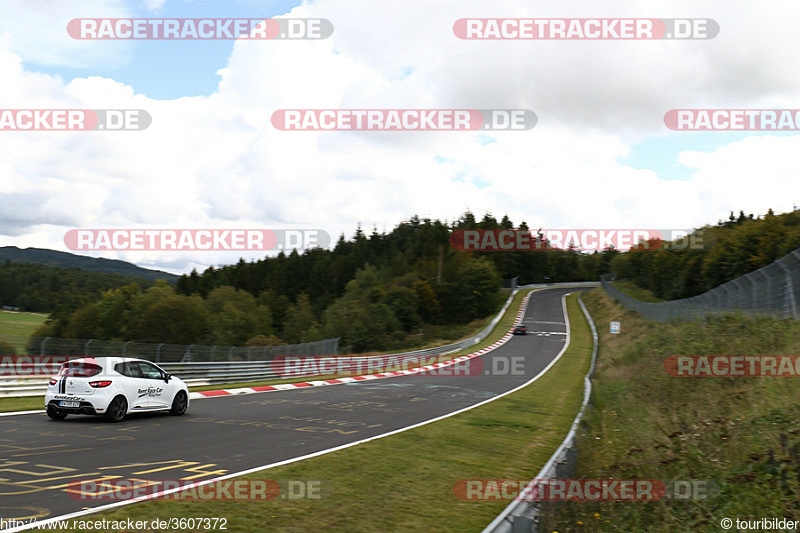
[85,338,94,356]
[731,279,743,310]
[599,247,800,323]
[123,340,131,357]
[156,343,164,363]
[746,274,756,311]
[778,260,799,320]
[721,284,732,309]
[182,345,194,363]
[40,337,49,357]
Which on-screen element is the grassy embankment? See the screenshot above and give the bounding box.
[539,288,800,532]
[610,280,666,303]
[0,310,47,352]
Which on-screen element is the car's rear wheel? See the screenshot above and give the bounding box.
[170,391,188,416]
[46,404,68,420]
[104,396,127,422]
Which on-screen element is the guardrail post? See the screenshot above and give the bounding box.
[85,338,94,356]
[156,343,164,363]
[40,337,49,356]
[210,346,216,362]
[182,345,194,363]
[123,340,131,357]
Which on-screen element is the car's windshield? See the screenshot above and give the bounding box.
[58,363,102,377]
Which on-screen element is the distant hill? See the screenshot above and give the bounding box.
[0,247,177,282]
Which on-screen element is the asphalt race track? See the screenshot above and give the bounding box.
[0,287,587,528]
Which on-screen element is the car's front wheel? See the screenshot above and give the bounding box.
[104,396,127,422]
[46,404,67,420]
[170,391,188,416]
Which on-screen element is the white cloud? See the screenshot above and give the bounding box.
[2,0,800,274]
[0,0,134,69]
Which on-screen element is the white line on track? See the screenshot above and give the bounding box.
[5,289,580,533]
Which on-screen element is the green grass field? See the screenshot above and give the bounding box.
[539,288,800,531]
[610,280,666,303]
[36,290,595,532]
[0,310,47,353]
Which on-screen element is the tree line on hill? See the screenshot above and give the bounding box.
[29,212,614,352]
[14,208,799,352]
[0,246,177,281]
[611,208,800,300]
[0,261,159,314]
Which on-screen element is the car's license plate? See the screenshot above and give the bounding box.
[59,401,79,408]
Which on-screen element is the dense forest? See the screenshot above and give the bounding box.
[20,208,798,353]
[611,208,800,300]
[28,212,614,352]
[0,261,159,314]
[0,246,177,281]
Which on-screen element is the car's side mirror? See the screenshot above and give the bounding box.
[164,373,171,383]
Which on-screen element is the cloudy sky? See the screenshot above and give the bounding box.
[1,0,799,275]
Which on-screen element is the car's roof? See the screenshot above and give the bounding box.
[63,356,153,366]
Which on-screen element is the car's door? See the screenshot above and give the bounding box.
[138,361,172,409]
[115,361,152,411]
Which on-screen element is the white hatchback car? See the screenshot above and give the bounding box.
[45,357,189,422]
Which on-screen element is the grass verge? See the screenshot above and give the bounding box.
[541,288,800,532]
[610,280,665,303]
[38,291,593,532]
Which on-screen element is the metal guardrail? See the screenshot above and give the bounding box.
[0,292,524,397]
[0,282,600,398]
[0,377,50,398]
[601,246,800,322]
[0,337,339,397]
[381,289,520,359]
[482,291,599,533]
[0,361,281,398]
[381,282,599,359]
[21,336,340,362]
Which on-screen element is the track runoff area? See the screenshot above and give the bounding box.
[0,287,590,531]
